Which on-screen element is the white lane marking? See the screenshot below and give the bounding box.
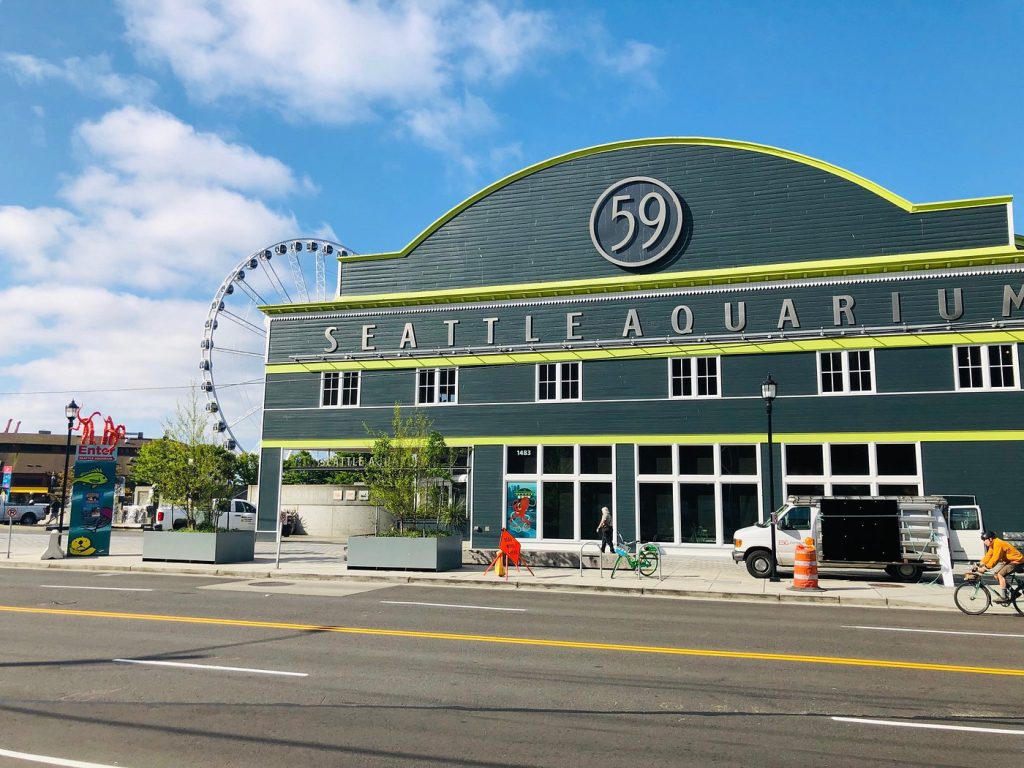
[113,659,307,677]
[843,624,1024,639]
[833,716,1024,736]
[40,585,153,592]
[380,600,526,612]
[0,747,135,767]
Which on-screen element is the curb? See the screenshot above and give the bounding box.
[0,558,955,611]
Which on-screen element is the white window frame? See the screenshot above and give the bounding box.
[667,356,722,399]
[816,349,876,395]
[502,444,615,541]
[321,371,361,408]
[536,362,582,402]
[416,367,459,405]
[953,344,1019,391]
[635,443,761,546]
[781,442,923,497]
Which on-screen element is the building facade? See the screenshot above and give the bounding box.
[256,138,1024,549]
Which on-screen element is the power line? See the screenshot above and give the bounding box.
[0,380,263,397]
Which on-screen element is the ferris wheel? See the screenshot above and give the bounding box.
[200,238,354,452]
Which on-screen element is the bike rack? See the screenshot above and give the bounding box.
[579,541,604,579]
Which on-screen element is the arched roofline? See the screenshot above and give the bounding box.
[342,137,1013,263]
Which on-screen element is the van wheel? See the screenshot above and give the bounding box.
[172,519,188,530]
[745,550,774,579]
[20,512,37,525]
[885,564,922,582]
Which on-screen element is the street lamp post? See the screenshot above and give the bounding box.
[57,399,78,550]
[761,375,780,582]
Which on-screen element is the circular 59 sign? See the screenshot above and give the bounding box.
[589,176,683,268]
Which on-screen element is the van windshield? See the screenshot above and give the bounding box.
[757,504,791,528]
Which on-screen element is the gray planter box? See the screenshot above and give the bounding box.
[142,530,256,564]
[347,534,463,572]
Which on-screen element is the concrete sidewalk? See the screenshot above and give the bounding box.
[0,531,969,611]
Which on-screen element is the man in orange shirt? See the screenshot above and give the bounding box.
[973,531,1024,605]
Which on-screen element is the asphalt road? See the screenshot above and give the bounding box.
[2,568,1023,768]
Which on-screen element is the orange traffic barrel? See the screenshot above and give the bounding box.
[789,537,825,592]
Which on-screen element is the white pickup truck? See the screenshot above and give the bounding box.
[732,495,986,582]
[152,499,258,531]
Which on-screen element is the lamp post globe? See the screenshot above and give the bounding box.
[57,399,78,549]
[761,375,780,582]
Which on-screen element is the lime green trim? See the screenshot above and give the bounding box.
[267,329,1024,374]
[261,430,1024,450]
[339,137,1013,265]
[263,245,1020,314]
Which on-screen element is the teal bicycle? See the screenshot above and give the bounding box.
[610,534,660,578]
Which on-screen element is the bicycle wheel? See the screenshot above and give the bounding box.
[1011,588,1024,617]
[639,548,659,577]
[954,582,991,615]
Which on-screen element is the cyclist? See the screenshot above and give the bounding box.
[972,530,1024,605]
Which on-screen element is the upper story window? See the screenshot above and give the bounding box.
[669,357,720,398]
[537,362,580,401]
[954,344,1018,391]
[416,368,458,405]
[321,371,360,407]
[817,350,874,395]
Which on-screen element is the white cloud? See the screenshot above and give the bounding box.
[0,107,320,439]
[117,0,554,156]
[2,52,158,103]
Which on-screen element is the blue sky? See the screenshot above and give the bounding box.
[0,0,1022,450]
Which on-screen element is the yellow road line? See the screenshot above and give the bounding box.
[3,604,1020,677]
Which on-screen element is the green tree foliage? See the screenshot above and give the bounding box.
[363,405,453,528]
[132,387,237,529]
[235,452,260,487]
[282,450,323,484]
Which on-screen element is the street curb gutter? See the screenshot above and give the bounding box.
[0,559,952,610]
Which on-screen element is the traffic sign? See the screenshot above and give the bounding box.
[5,508,15,519]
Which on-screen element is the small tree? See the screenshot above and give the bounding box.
[235,451,260,488]
[363,405,452,531]
[133,387,236,529]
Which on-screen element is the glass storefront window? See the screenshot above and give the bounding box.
[830,444,869,475]
[878,484,920,496]
[785,444,824,475]
[542,481,574,539]
[580,482,613,539]
[639,483,674,543]
[506,446,537,474]
[786,484,825,497]
[580,446,613,475]
[876,444,917,476]
[543,446,574,474]
[639,445,673,475]
[722,483,759,541]
[679,483,716,543]
[721,445,756,475]
[678,445,714,475]
[832,483,871,496]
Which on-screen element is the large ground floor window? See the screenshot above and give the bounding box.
[504,444,613,540]
[636,444,760,545]
[782,442,922,498]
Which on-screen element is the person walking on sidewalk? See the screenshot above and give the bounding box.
[973,530,1024,605]
[597,506,614,553]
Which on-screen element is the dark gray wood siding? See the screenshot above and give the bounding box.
[341,143,1008,295]
[267,271,1023,363]
[471,445,503,547]
[262,344,1024,442]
